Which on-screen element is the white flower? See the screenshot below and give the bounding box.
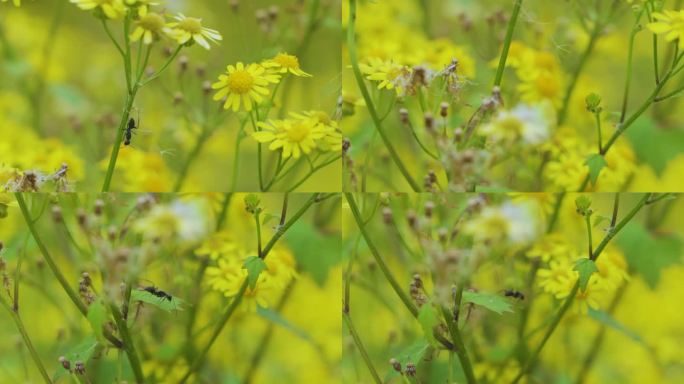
[481,103,551,145]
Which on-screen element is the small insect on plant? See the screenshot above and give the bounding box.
[123,115,138,147]
[502,289,525,300]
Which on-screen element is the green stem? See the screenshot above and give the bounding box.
[558,20,602,125]
[180,194,320,383]
[441,285,477,384]
[101,91,137,192]
[512,194,651,383]
[139,45,182,86]
[109,303,144,383]
[493,0,523,88]
[343,313,382,384]
[285,154,342,192]
[0,296,52,384]
[347,0,421,191]
[344,193,454,350]
[620,11,643,123]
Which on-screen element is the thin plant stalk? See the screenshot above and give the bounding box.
[180,194,321,383]
[493,0,523,88]
[441,284,477,384]
[347,0,421,191]
[109,303,144,383]
[0,295,52,384]
[512,194,652,383]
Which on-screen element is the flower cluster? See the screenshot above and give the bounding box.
[211,53,310,112]
[70,1,222,50]
[252,111,342,160]
[199,230,297,311]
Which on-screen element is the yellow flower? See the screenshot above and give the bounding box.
[194,230,242,260]
[537,258,576,299]
[252,117,330,159]
[130,6,165,45]
[164,13,222,50]
[289,111,342,152]
[527,233,575,262]
[70,0,126,20]
[359,58,409,95]
[263,53,312,77]
[211,62,280,112]
[647,10,684,49]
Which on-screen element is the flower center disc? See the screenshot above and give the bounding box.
[227,70,254,94]
[287,122,310,143]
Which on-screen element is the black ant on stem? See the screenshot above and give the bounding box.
[123,109,140,146]
[140,285,173,302]
[502,289,525,300]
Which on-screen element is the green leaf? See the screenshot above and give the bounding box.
[242,256,267,289]
[585,154,606,185]
[593,215,610,228]
[615,222,682,288]
[384,341,430,381]
[257,307,314,343]
[86,301,108,343]
[261,213,279,226]
[52,336,99,381]
[625,116,684,174]
[285,221,342,286]
[417,304,440,347]
[130,289,186,312]
[462,291,513,315]
[574,258,598,291]
[588,308,645,345]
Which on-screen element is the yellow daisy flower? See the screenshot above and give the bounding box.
[70,0,126,20]
[130,6,165,45]
[263,53,312,77]
[359,58,409,95]
[252,117,329,159]
[211,62,280,112]
[647,10,684,49]
[164,13,222,50]
[289,111,342,152]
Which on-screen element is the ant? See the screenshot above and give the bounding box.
[140,285,173,302]
[123,109,140,146]
[503,289,525,300]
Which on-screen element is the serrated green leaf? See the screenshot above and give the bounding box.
[243,256,267,289]
[615,223,682,289]
[417,305,440,347]
[130,289,186,312]
[52,336,99,381]
[625,116,684,174]
[384,341,430,381]
[86,301,108,343]
[585,154,607,185]
[574,258,598,291]
[462,291,513,315]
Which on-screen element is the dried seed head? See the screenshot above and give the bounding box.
[0,240,3,252]
[202,80,212,95]
[74,361,85,375]
[453,127,464,142]
[229,0,239,13]
[51,205,63,223]
[342,138,351,154]
[389,358,402,372]
[412,274,423,289]
[407,210,417,230]
[440,102,449,118]
[59,356,70,371]
[81,272,92,286]
[424,113,434,132]
[173,92,184,105]
[382,207,393,224]
[178,55,189,72]
[107,226,118,242]
[399,108,409,125]
[76,208,87,227]
[255,9,268,22]
[424,201,435,218]
[196,65,206,78]
[163,46,173,56]
[94,199,104,216]
[145,66,155,77]
[405,362,417,376]
[268,5,279,21]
